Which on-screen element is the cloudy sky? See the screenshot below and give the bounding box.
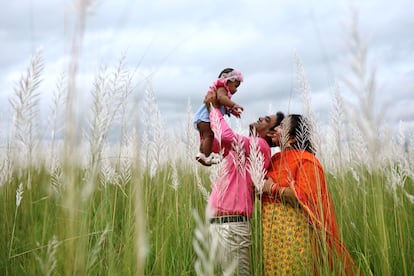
[1,0,413,136]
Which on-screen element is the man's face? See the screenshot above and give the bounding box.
[249,114,278,138]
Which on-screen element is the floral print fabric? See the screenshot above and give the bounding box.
[262,201,313,275]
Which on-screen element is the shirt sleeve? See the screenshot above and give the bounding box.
[209,108,237,144]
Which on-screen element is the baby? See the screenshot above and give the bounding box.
[193,68,244,166]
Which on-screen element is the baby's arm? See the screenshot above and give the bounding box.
[216,87,244,118]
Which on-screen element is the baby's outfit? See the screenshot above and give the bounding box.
[193,69,243,166]
[193,80,232,166]
[193,80,232,127]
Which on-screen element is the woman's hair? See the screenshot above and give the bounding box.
[286,114,314,154]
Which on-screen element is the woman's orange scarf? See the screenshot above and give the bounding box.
[267,150,359,275]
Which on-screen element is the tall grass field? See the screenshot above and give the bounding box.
[1,8,414,276]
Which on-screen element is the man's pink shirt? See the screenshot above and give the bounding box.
[207,108,271,217]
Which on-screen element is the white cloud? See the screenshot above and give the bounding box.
[1,0,413,137]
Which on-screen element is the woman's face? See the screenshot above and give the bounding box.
[272,117,291,148]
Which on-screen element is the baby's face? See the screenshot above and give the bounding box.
[227,80,241,94]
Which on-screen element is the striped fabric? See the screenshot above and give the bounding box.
[209,221,252,275]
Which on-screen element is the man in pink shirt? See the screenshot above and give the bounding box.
[204,92,284,275]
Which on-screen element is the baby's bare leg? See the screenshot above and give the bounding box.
[197,122,214,157]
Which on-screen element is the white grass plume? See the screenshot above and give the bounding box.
[83,58,131,199]
[341,10,386,165]
[213,136,246,202]
[99,146,129,196]
[294,53,312,117]
[50,162,64,196]
[325,84,348,173]
[34,235,60,276]
[195,166,210,202]
[404,190,414,204]
[393,123,411,176]
[149,114,166,177]
[9,183,24,257]
[140,122,150,171]
[294,53,321,156]
[140,79,166,176]
[407,131,414,183]
[192,210,237,276]
[86,63,126,165]
[231,134,246,174]
[184,98,199,170]
[15,182,24,207]
[86,225,110,272]
[118,152,132,187]
[0,155,12,187]
[247,132,266,195]
[207,106,228,197]
[170,159,179,190]
[47,73,67,171]
[9,49,44,171]
[192,210,216,275]
[349,125,372,173]
[385,166,407,205]
[297,117,314,152]
[113,58,134,170]
[209,105,222,149]
[383,123,414,205]
[99,157,118,187]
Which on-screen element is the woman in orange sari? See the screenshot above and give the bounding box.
[261,114,359,275]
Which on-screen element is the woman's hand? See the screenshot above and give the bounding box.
[280,187,300,208]
[262,178,275,195]
[263,178,300,207]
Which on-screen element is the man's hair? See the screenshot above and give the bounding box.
[272,111,285,130]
